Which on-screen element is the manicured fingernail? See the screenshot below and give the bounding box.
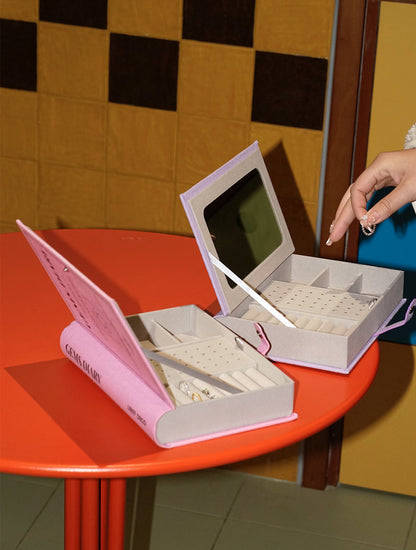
[360,212,377,228]
[360,214,369,229]
[367,210,379,224]
[326,238,332,246]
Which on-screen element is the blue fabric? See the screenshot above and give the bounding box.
[358,188,416,344]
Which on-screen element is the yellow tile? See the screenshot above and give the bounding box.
[108,0,182,40]
[0,221,20,233]
[1,115,38,160]
[178,41,254,121]
[0,89,38,160]
[107,104,177,180]
[250,123,323,204]
[223,444,299,481]
[341,341,416,496]
[173,181,194,236]
[38,23,108,101]
[366,2,416,164]
[0,158,37,226]
[0,0,38,21]
[107,173,174,232]
[176,115,250,185]
[254,0,335,58]
[39,95,106,170]
[38,163,106,229]
[0,89,38,120]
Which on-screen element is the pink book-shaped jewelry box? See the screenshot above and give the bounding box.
[180,142,414,373]
[17,220,296,448]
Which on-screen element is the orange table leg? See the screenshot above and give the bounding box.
[100,479,109,550]
[107,479,126,550]
[65,479,81,550]
[81,479,100,550]
[65,478,126,550]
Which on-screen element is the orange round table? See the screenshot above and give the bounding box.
[0,229,379,549]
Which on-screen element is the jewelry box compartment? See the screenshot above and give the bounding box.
[127,305,295,445]
[217,254,404,372]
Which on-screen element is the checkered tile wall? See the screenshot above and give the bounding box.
[1,0,335,259]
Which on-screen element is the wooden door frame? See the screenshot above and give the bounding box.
[302,0,381,489]
[304,0,415,490]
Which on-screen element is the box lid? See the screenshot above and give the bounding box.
[181,142,295,316]
[16,220,174,407]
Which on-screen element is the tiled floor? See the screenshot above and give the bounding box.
[1,469,415,550]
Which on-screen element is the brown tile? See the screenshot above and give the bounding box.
[1,19,37,92]
[107,104,177,180]
[254,0,335,58]
[39,95,106,170]
[250,123,323,204]
[107,173,174,232]
[0,157,37,227]
[304,201,318,231]
[279,197,317,256]
[108,0,182,40]
[178,41,254,121]
[0,89,38,160]
[38,23,108,100]
[38,163,106,229]
[109,33,178,111]
[39,0,107,29]
[0,0,38,21]
[183,0,255,47]
[176,115,249,185]
[252,51,327,130]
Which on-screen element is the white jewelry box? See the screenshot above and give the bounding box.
[181,142,411,373]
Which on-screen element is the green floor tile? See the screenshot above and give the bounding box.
[149,506,225,550]
[404,505,416,550]
[214,518,394,550]
[1,469,415,550]
[17,483,64,550]
[154,469,245,516]
[229,477,415,549]
[0,474,60,550]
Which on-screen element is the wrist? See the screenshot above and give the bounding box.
[404,123,416,213]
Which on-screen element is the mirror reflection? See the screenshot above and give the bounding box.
[204,169,282,287]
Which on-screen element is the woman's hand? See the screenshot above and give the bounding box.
[326,148,416,245]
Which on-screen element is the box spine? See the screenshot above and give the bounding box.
[60,321,173,446]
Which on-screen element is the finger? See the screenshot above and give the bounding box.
[366,178,416,224]
[349,179,379,222]
[327,197,356,243]
[349,152,398,220]
[334,186,352,221]
[328,184,375,244]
